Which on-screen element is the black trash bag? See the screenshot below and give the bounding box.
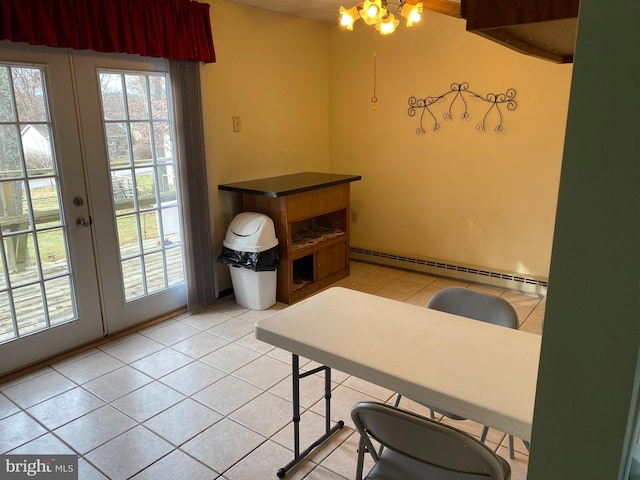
[217,245,280,272]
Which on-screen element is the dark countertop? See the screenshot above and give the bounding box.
[218,172,362,198]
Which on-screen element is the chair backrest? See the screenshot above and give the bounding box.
[351,402,510,479]
[427,287,518,329]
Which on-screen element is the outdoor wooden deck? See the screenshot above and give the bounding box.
[0,239,185,343]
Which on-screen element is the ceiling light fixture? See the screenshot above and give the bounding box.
[339,0,423,35]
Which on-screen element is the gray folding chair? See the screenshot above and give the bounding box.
[393,286,527,459]
[351,401,511,480]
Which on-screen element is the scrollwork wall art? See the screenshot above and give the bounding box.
[408,82,517,135]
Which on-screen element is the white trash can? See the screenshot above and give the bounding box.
[218,212,279,310]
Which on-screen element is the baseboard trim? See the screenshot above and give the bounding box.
[350,247,548,296]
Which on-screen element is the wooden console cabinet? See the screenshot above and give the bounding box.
[219,172,361,304]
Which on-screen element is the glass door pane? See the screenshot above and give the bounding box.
[72,51,186,334]
[0,64,76,343]
[0,44,103,376]
[98,71,185,302]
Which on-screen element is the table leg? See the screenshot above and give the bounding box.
[276,354,344,478]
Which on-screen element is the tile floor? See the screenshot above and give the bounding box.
[0,261,544,479]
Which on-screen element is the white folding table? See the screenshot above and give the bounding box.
[255,287,541,477]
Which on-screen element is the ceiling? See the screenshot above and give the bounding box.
[223,0,462,24]
[221,0,576,64]
[224,0,351,24]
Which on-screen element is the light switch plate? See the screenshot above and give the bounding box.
[232,116,241,132]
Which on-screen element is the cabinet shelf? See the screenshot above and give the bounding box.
[220,172,361,304]
[292,254,314,290]
[291,225,345,253]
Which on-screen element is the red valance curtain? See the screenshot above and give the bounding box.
[0,0,215,63]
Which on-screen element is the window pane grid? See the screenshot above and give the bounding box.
[99,70,184,302]
[0,63,77,342]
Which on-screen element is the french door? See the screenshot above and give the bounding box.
[73,51,186,333]
[0,43,186,375]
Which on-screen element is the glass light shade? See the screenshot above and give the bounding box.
[366,4,379,17]
[376,14,399,34]
[361,0,387,25]
[401,2,423,27]
[339,6,360,30]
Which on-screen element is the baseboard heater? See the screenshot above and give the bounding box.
[350,247,548,295]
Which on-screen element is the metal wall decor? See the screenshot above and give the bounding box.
[408,82,517,134]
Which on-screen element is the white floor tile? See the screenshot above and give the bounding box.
[210,298,250,316]
[309,384,381,430]
[224,439,314,480]
[26,387,104,430]
[318,429,372,480]
[141,321,201,346]
[129,349,193,379]
[0,393,19,420]
[100,334,165,364]
[269,374,337,409]
[207,318,254,342]
[229,391,292,437]
[200,343,260,373]
[1,370,76,409]
[130,449,216,480]
[54,404,137,454]
[192,375,261,416]
[342,376,396,402]
[170,331,229,358]
[232,355,290,390]
[159,361,226,396]
[53,350,125,384]
[78,458,109,480]
[85,425,173,479]
[270,409,349,459]
[179,308,234,330]
[305,465,349,480]
[0,411,47,453]
[143,398,222,446]
[0,367,54,389]
[111,382,185,422]
[181,418,265,473]
[234,331,276,354]
[83,366,153,403]
[8,432,76,455]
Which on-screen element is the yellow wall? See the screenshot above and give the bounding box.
[202,1,332,288]
[203,1,573,290]
[330,11,573,278]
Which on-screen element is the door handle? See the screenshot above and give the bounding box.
[76,217,92,227]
